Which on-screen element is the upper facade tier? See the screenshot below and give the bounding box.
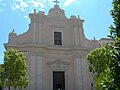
[48,5,66,19]
[5,5,99,50]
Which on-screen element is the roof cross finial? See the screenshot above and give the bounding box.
[12,29,14,33]
[53,0,59,5]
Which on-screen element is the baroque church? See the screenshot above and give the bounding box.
[4,1,112,90]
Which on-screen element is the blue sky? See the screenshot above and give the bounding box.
[0,0,113,64]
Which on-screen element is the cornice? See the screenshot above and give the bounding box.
[4,43,91,51]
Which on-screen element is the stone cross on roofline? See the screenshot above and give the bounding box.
[53,0,59,5]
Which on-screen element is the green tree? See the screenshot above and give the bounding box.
[3,48,29,90]
[86,45,112,76]
[0,65,4,88]
[108,0,120,89]
[0,66,2,86]
[86,44,113,89]
[87,0,120,89]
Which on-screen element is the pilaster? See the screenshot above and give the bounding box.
[29,53,43,90]
[36,55,43,90]
[74,57,84,90]
[32,23,42,44]
[73,27,80,47]
[30,54,36,90]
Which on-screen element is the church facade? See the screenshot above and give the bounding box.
[4,4,106,90]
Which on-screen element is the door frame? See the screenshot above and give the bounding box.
[51,70,68,90]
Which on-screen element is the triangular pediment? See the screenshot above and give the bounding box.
[47,59,69,66]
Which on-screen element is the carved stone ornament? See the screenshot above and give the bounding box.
[47,59,69,70]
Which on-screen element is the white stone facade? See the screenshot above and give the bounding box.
[4,5,110,90]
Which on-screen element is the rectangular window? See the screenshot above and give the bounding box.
[54,32,62,45]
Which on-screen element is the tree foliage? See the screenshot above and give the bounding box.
[86,45,112,76]
[3,48,29,90]
[108,0,120,89]
[86,44,113,89]
[87,0,120,89]
[0,65,4,87]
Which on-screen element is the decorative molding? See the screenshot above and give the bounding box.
[47,59,69,65]
[47,59,69,90]
[47,59,69,70]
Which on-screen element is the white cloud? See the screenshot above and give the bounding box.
[11,0,47,12]
[64,0,76,7]
[20,1,29,8]
[24,15,28,18]
[20,8,25,12]
[30,1,39,7]
[0,0,5,13]
[40,8,44,11]
[43,0,47,3]
[10,0,58,13]
[11,0,29,12]
[30,1,45,8]
[11,3,19,10]
[15,4,20,9]
[15,0,22,1]
[31,9,34,13]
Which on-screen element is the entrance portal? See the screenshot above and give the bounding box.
[53,71,65,90]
